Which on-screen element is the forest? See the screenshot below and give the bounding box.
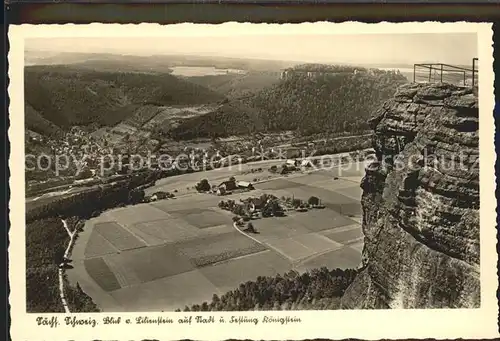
[166,100,261,140]
[179,267,358,311]
[24,65,223,132]
[252,69,407,134]
[285,64,368,73]
[25,63,406,142]
[165,66,406,140]
[187,71,281,100]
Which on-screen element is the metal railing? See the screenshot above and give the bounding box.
[472,57,478,87]
[413,58,478,87]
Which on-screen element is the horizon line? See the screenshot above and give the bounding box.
[24,50,448,68]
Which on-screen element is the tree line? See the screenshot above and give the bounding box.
[178,267,358,311]
[25,169,167,223]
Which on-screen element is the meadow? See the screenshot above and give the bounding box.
[67,162,365,311]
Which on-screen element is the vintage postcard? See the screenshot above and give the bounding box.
[8,22,498,340]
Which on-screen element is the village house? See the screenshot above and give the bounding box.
[241,197,266,210]
[216,187,226,196]
[237,181,255,190]
[301,159,314,168]
[218,179,237,191]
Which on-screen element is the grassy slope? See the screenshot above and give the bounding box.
[24,65,224,133]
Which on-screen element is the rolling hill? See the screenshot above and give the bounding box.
[186,71,281,99]
[167,100,263,140]
[24,62,409,142]
[157,64,409,140]
[24,65,224,133]
[25,51,298,72]
[250,65,408,134]
[25,103,64,138]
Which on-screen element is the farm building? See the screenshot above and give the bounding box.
[237,181,255,190]
[218,179,237,191]
[301,159,314,168]
[242,197,266,210]
[216,187,227,196]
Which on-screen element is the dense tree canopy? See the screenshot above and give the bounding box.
[167,101,261,140]
[26,218,100,313]
[181,267,358,311]
[196,179,211,192]
[252,70,407,134]
[24,65,223,131]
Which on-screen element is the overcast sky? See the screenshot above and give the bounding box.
[26,33,477,66]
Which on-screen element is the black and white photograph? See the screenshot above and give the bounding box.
[8,22,497,340]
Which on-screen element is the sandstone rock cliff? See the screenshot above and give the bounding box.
[341,83,479,309]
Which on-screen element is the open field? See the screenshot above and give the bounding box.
[322,225,364,244]
[263,232,343,262]
[84,230,118,258]
[200,250,292,293]
[109,269,223,312]
[131,218,200,245]
[170,208,229,229]
[83,257,121,292]
[94,222,146,251]
[105,204,172,226]
[296,246,363,273]
[67,161,366,311]
[105,244,195,284]
[176,231,266,267]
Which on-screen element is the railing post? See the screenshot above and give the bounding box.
[440,64,443,83]
[428,65,432,82]
[472,58,478,87]
[413,64,416,83]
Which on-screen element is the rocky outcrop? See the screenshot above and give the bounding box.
[341,83,479,309]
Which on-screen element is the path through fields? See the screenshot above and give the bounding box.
[59,219,76,313]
